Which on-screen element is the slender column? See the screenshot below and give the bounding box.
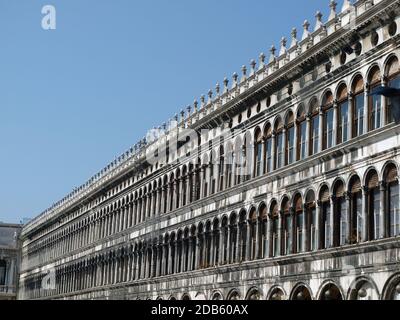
[235,225,240,262]
[188,236,193,271]
[255,218,260,259]
[264,218,270,258]
[361,186,368,242]
[271,132,276,170]
[348,93,354,139]
[329,196,335,248]
[346,192,352,243]
[364,83,370,134]
[293,122,298,162]
[306,113,311,157]
[277,211,283,256]
[245,220,251,261]
[282,127,287,166]
[332,100,338,146]
[210,232,215,266]
[315,201,321,250]
[380,182,387,239]
[382,76,388,126]
[318,106,324,151]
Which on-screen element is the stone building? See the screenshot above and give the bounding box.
[0,223,22,300]
[18,0,400,300]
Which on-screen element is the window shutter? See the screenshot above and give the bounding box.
[368,172,379,189]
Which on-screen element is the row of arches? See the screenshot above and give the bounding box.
[21,160,400,299]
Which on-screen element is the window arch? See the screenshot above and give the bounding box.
[309,98,320,156]
[274,118,284,169]
[281,197,292,255]
[229,213,238,264]
[349,175,362,244]
[333,180,347,247]
[264,123,273,173]
[270,200,280,257]
[319,185,331,249]
[238,210,247,262]
[366,169,380,241]
[348,278,379,300]
[269,287,285,300]
[322,91,334,150]
[319,283,343,300]
[248,208,258,260]
[259,203,268,259]
[293,194,304,253]
[246,288,261,300]
[254,128,263,177]
[384,163,399,237]
[368,65,382,131]
[218,146,225,191]
[385,56,400,124]
[337,83,349,145]
[221,216,229,265]
[352,75,365,138]
[285,111,295,165]
[305,190,317,251]
[291,285,312,301]
[296,106,307,161]
[225,143,234,189]
[227,289,241,300]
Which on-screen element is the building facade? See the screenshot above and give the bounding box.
[0,223,22,300]
[19,0,400,300]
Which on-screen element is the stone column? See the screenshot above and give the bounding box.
[361,186,368,242]
[332,100,338,146]
[277,211,283,256]
[301,203,307,253]
[293,122,298,162]
[306,113,311,157]
[245,220,251,261]
[348,93,354,139]
[315,201,321,250]
[329,196,335,248]
[318,106,324,151]
[235,225,240,262]
[255,218,260,259]
[380,182,387,239]
[282,126,287,166]
[381,76,388,126]
[364,84,369,134]
[271,132,276,170]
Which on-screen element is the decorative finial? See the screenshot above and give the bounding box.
[258,52,266,70]
[193,99,198,112]
[279,37,287,56]
[241,65,247,80]
[223,77,229,93]
[250,59,256,75]
[232,72,238,87]
[329,0,337,21]
[215,83,220,96]
[186,105,191,116]
[290,28,298,48]
[269,45,276,63]
[315,11,323,31]
[207,89,213,103]
[200,95,206,107]
[302,20,310,40]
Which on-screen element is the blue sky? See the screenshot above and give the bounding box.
[0,0,342,223]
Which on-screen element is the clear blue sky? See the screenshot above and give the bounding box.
[0,0,341,223]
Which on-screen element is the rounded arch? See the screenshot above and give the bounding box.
[318,183,331,201]
[320,88,334,106]
[382,273,400,300]
[227,288,241,300]
[290,283,313,300]
[308,96,319,114]
[384,53,400,77]
[181,293,191,300]
[363,166,379,187]
[347,276,380,300]
[210,290,224,300]
[263,121,272,137]
[335,82,348,101]
[284,109,295,125]
[382,161,399,183]
[350,72,365,93]
[245,287,263,300]
[332,177,346,196]
[194,292,207,300]
[274,116,283,131]
[296,104,306,119]
[317,280,344,300]
[267,286,286,300]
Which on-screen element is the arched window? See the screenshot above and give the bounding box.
[366,170,380,241]
[248,208,257,260]
[386,56,400,124]
[169,174,175,212]
[204,222,212,268]
[194,162,201,201]
[349,176,362,244]
[322,91,334,150]
[175,170,180,209]
[259,204,268,259]
[352,75,365,138]
[234,138,243,185]
[319,185,331,249]
[319,283,343,300]
[212,219,220,266]
[297,106,307,161]
[384,164,400,237]
[209,152,216,195]
[309,98,320,156]
[229,214,238,264]
[337,84,349,145]
[275,118,284,169]
[197,225,204,269]
[254,128,263,177]
[218,146,225,191]
[238,210,247,262]
[368,66,382,131]
[264,124,273,173]
[182,166,187,206]
[294,194,304,253]
[270,201,280,257]
[281,197,292,255]
[286,112,295,165]
[305,190,317,251]
[292,285,312,301]
[221,217,229,265]
[225,144,234,189]
[333,180,347,247]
